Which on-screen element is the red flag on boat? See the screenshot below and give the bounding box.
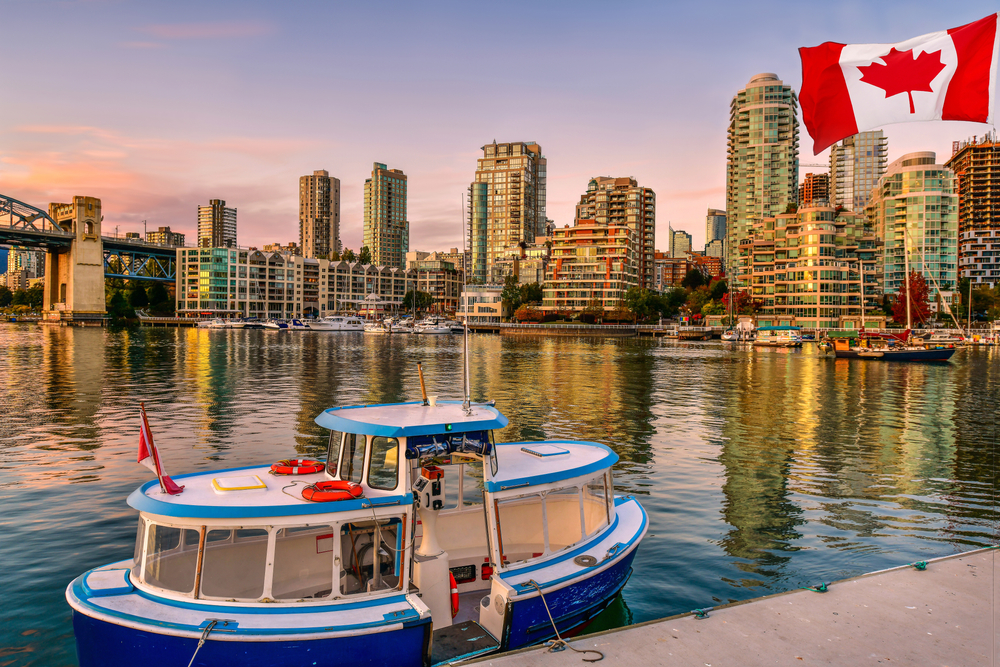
[137,404,185,495]
[799,13,999,153]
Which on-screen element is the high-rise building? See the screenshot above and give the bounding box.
[706,209,726,245]
[726,73,799,279]
[799,172,830,205]
[866,152,958,313]
[468,141,547,283]
[299,170,341,259]
[830,131,888,212]
[575,176,655,288]
[363,163,409,270]
[705,239,725,258]
[145,226,185,247]
[197,199,237,248]
[669,229,692,259]
[945,134,1000,286]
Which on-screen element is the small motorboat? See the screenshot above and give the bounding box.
[263,319,289,330]
[310,316,366,332]
[199,318,230,329]
[753,326,803,347]
[66,399,646,667]
[721,329,737,342]
[288,319,309,331]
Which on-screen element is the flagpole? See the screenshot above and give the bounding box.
[142,402,167,494]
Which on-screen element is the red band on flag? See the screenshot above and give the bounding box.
[799,41,858,154]
[943,13,998,122]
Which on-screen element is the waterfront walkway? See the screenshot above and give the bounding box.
[473,548,998,666]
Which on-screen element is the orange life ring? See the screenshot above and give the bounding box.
[302,480,364,502]
[271,459,325,475]
[450,572,459,618]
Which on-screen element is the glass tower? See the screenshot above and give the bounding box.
[726,73,799,281]
[829,131,888,213]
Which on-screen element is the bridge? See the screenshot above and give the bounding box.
[1,194,178,323]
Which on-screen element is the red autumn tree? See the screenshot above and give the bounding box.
[722,290,764,315]
[891,271,932,324]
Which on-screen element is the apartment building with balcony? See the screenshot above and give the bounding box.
[299,169,341,259]
[541,219,637,312]
[197,199,237,248]
[945,134,1000,286]
[830,131,888,213]
[364,163,409,269]
[736,205,881,328]
[575,177,655,289]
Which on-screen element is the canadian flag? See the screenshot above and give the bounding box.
[138,404,185,495]
[800,13,999,154]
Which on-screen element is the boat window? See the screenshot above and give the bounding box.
[496,493,545,564]
[339,518,403,595]
[200,528,267,600]
[462,461,484,506]
[367,437,399,490]
[583,476,610,536]
[341,434,366,484]
[326,431,343,476]
[133,516,147,568]
[272,525,334,600]
[545,487,583,552]
[143,523,200,594]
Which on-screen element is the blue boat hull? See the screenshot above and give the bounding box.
[503,546,637,650]
[73,611,430,667]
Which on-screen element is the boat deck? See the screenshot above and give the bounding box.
[473,548,999,666]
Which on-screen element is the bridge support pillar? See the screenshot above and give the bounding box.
[43,196,106,324]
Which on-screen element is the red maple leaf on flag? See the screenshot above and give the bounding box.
[858,47,946,114]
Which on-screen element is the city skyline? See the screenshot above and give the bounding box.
[2,2,996,256]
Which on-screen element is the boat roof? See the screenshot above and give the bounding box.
[127,464,409,519]
[758,325,801,331]
[826,330,859,338]
[315,400,508,437]
[486,441,617,493]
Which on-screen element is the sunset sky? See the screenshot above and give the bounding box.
[2,1,997,259]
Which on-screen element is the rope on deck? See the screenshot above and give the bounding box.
[525,580,604,663]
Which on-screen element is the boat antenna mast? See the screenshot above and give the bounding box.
[462,192,472,415]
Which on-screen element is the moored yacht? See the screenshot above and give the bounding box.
[66,399,646,667]
[263,319,289,330]
[310,316,366,332]
[753,325,803,347]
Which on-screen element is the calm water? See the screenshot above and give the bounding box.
[0,326,997,665]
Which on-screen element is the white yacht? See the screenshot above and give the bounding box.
[309,316,366,332]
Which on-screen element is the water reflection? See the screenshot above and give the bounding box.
[0,328,996,667]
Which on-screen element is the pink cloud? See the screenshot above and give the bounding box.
[138,21,273,40]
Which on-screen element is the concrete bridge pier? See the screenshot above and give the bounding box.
[43,196,107,324]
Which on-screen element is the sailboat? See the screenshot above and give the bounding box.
[832,229,956,362]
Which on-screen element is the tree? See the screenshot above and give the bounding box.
[624,287,657,321]
[0,286,11,308]
[684,286,710,315]
[107,291,134,320]
[514,304,543,322]
[25,283,43,310]
[709,278,728,302]
[329,250,341,261]
[358,246,372,265]
[580,298,605,324]
[342,248,356,263]
[128,282,149,308]
[519,282,543,305]
[891,271,931,325]
[701,299,725,316]
[500,274,522,312]
[681,268,706,290]
[658,288,687,318]
[11,289,27,306]
[403,290,433,311]
[784,202,798,214]
[147,282,172,314]
[723,289,763,315]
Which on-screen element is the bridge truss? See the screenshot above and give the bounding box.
[103,247,176,282]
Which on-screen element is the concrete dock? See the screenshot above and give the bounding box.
[473,548,998,666]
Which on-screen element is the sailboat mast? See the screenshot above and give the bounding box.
[968,277,973,334]
[903,226,912,330]
[462,192,471,414]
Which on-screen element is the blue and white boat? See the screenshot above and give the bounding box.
[66,400,647,667]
